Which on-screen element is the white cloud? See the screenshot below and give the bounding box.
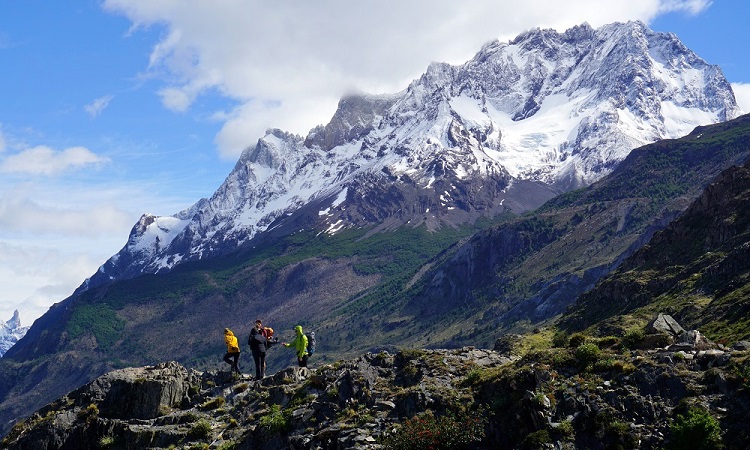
[158,87,192,113]
[84,95,115,118]
[659,0,712,14]
[0,193,131,236]
[0,145,110,176]
[0,176,194,325]
[732,83,750,114]
[0,240,116,328]
[103,0,713,160]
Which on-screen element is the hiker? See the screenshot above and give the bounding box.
[283,325,309,367]
[223,328,241,375]
[248,319,267,380]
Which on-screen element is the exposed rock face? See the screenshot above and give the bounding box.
[73,361,199,420]
[4,340,750,449]
[562,153,750,334]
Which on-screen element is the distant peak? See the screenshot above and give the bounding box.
[6,310,21,329]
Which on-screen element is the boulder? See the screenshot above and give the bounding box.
[645,314,685,337]
[74,361,197,420]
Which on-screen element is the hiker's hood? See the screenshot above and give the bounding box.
[224,328,234,337]
[294,325,303,336]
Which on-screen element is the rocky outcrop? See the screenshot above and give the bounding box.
[4,339,750,449]
[72,361,200,420]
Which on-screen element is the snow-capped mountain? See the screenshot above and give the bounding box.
[82,21,740,291]
[0,311,29,357]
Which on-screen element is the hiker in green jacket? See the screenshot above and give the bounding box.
[283,325,309,367]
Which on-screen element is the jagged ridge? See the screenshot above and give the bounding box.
[82,20,739,292]
[5,332,750,449]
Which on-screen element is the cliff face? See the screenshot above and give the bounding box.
[5,325,750,449]
[561,154,750,337]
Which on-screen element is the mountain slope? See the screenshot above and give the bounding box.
[3,114,750,440]
[559,149,750,340]
[0,21,744,439]
[329,113,750,346]
[82,20,739,292]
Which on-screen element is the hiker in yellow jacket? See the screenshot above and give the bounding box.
[223,328,241,374]
[283,325,309,367]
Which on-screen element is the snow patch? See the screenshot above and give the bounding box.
[661,101,718,138]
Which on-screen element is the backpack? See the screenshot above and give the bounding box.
[306,332,316,356]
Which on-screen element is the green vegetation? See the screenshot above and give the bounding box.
[521,429,551,450]
[187,419,213,440]
[574,342,602,368]
[97,435,115,449]
[669,407,722,450]
[259,404,291,434]
[200,397,226,410]
[380,409,486,450]
[622,328,646,349]
[77,403,99,420]
[66,304,125,350]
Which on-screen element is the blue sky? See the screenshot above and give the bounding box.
[1,0,748,327]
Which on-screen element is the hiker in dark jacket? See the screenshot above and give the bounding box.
[248,319,267,380]
[223,328,241,375]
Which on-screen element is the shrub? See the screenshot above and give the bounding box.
[201,397,225,410]
[98,435,115,449]
[669,407,722,450]
[593,357,616,372]
[381,409,486,450]
[575,343,602,368]
[188,419,213,440]
[78,403,99,420]
[568,333,588,348]
[521,429,551,449]
[596,335,620,348]
[552,330,569,348]
[465,367,483,385]
[605,421,639,449]
[259,404,291,434]
[622,329,645,349]
[554,420,574,439]
[612,360,637,374]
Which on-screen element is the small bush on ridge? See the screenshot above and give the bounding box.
[381,409,486,450]
[669,407,722,450]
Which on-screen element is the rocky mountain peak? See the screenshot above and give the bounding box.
[0,310,29,358]
[80,21,740,293]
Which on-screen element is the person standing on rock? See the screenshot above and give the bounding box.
[248,319,267,380]
[223,328,241,375]
[283,325,309,368]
